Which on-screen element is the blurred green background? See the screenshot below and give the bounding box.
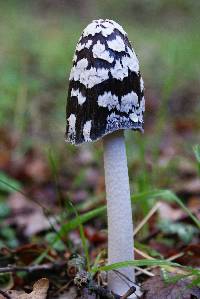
[0,0,200,198]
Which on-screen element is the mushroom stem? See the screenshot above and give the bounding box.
[103,130,135,297]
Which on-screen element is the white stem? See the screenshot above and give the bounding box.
[103,130,136,297]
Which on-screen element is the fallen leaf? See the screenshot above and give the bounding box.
[176,158,196,179]
[8,192,50,237]
[148,239,174,258]
[175,178,200,195]
[0,128,18,170]
[176,244,200,267]
[24,155,50,184]
[174,118,199,133]
[12,243,49,265]
[84,226,107,244]
[10,148,50,184]
[188,197,200,219]
[142,272,200,299]
[5,278,49,299]
[31,279,49,298]
[158,201,183,221]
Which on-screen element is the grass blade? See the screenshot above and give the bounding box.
[91,259,182,273]
[68,202,91,271]
[59,206,106,235]
[0,172,22,193]
[132,189,200,229]
[193,144,200,175]
[34,206,106,264]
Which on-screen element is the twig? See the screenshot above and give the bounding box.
[112,270,142,298]
[133,202,161,236]
[113,270,132,287]
[167,252,184,261]
[134,247,155,260]
[120,286,137,299]
[0,261,67,274]
[135,266,154,277]
[136,252,186,277]
[0,289,11,299]
[133,248,155,277]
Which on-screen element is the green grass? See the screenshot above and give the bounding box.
[193,145,200,175]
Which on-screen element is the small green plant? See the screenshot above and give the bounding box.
[158,219,198,244]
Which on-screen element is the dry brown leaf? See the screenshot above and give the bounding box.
[31,279,49,297]
[142,273,200,299]
[175,178,200,195]
[13,243,48,264]
[6,290,25,299]
[84,226,107,244]
[0,128,18,169]
[8,192,50,236]
[176,244,200,267]
[16,148,50,183]
[158,201,183,221]
[5,278,49,299]
[176,158,196,178]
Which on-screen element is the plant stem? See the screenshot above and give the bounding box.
[103,130,135,297]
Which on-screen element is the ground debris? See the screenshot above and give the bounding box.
[141,271,200,299]
[1,278,49,299]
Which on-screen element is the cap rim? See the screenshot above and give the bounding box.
[65,123,144,146]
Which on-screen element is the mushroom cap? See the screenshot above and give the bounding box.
[66,19,145,145]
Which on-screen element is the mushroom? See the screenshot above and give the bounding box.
[66,19,145,297]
